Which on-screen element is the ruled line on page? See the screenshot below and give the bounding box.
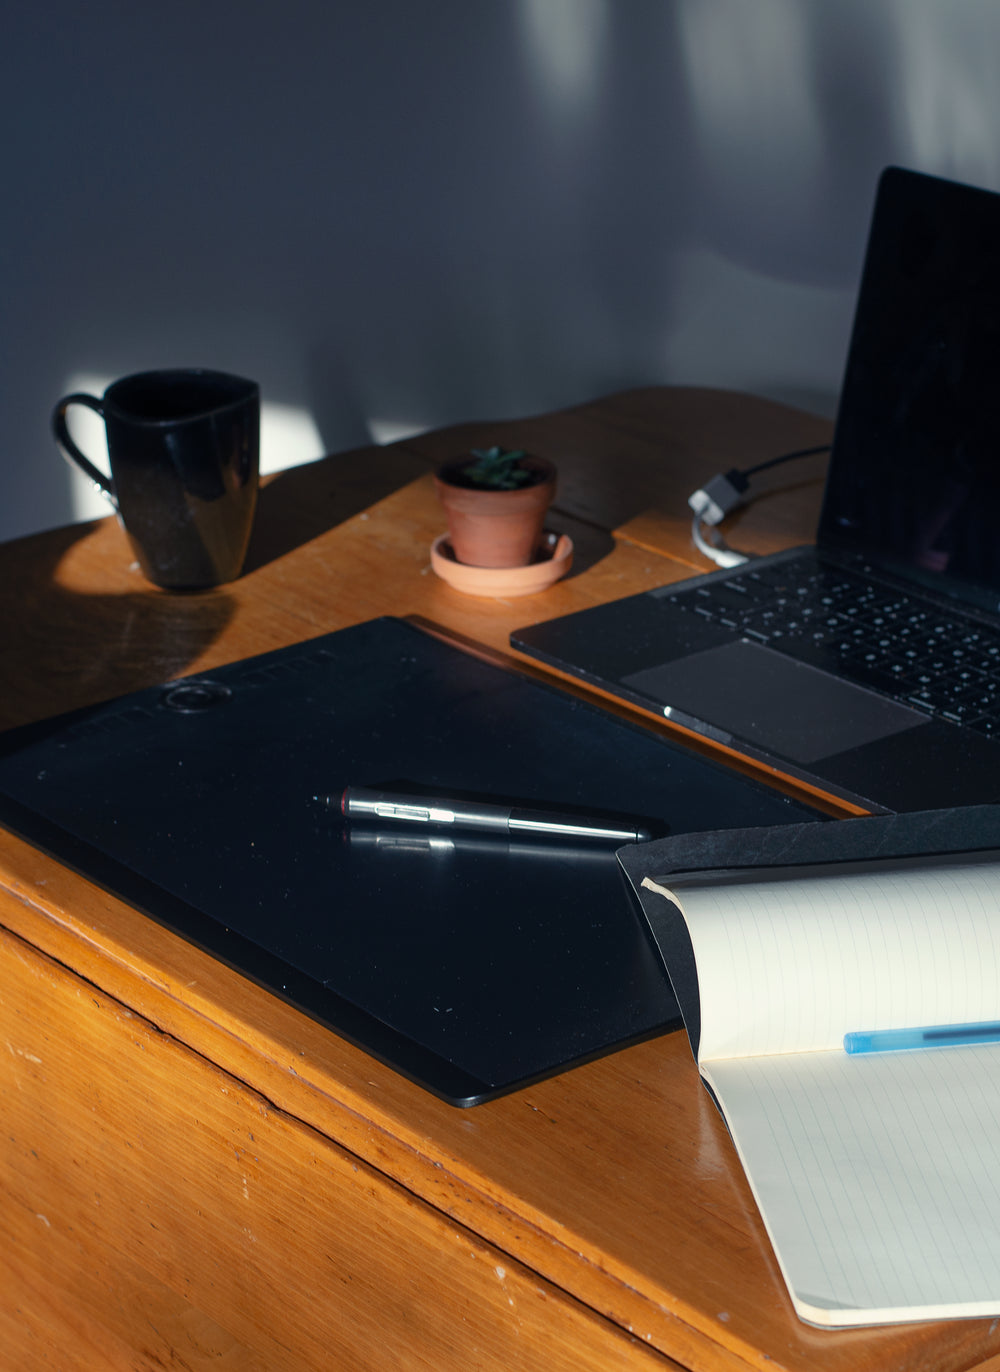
[665,862,1000,1062]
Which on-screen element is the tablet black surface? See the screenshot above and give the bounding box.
[0,617,823,1104]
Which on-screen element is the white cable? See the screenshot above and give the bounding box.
[690,515,749,569]
[685,446,830,570]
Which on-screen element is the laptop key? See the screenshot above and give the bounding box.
[968,715,1000,737]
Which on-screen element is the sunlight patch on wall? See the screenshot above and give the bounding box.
[60,373,114,524]
[676,0,822,214]
[367,417,427,446]
[61,372,326,524]
[257,401,326,475]
[517,0,608,120]
[888,0,1000,186]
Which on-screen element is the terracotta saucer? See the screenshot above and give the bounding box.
[430,529,573,597]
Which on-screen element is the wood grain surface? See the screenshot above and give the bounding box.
[2,387,997,1370]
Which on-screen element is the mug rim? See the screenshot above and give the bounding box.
[103,369,259,425]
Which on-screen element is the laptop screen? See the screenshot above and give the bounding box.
[818,167,1000,617]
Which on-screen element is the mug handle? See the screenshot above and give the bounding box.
[51,393,117,504]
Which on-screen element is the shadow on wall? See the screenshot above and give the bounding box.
[2,0,1000,544]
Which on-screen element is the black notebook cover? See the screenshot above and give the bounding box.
[0,616,823,1104]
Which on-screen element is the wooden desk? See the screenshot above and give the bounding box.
[2,388,998,1370]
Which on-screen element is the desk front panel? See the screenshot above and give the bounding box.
[1,914,682,1372]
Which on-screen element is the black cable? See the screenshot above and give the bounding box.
[741,444,830,478]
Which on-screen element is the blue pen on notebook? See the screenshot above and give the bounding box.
[844,1020,1000,1055]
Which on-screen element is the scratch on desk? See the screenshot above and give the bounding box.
[493,1265,516,1309]
[6,1041,42,1065]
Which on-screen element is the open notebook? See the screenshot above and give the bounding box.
[637,850,1000,1328]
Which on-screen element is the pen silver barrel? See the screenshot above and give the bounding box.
[335,787,650,843]
[340,788,511,832]
[508,809,650,842]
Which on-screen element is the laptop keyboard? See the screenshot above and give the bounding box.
[662,556,1000,739]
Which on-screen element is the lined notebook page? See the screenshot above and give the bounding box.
[706,1043,1000,1324]
[648,860,1000,1062]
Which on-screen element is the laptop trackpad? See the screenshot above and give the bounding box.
[623,640,925,764]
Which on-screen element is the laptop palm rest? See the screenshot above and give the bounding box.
[623,640,925,764]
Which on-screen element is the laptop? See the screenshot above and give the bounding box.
[512,167,1000,815]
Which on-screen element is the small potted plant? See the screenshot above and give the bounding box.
[434,446,557,567]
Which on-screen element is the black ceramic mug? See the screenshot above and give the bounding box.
[52,368,260,590]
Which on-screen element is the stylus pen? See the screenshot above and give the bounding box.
[329,786,652,844]
[844,1020,1000,1055]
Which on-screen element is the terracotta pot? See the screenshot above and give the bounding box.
[434,455,556,568]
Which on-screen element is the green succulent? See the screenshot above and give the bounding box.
[464,446,531,490]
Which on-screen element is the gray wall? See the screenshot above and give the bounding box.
[4,0,1000,542]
